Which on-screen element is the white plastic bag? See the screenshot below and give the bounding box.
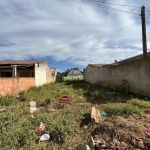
[39,134,50,142]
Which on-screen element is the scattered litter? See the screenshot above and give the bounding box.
[100,111,108,117]
[30,101,37,113]
[106,92,118,96]
[39,134,50,142]
[36,122,45,134]
[16,94,21,98]
[79,96,82,99]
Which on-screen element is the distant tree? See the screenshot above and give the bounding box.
[56,67,83,82]
[56,72,63,82]
[62,69,70,76]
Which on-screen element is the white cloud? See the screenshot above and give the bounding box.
[0,0,150,66]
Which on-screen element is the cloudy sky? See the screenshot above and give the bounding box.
[0,0,150,71]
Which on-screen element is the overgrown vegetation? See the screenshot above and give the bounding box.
[0,80,150,149]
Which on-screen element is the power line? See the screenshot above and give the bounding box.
[115,16,140,47]
[81,0,141,8]
[145,10,150,19]
[71,0,140,16]
[101,16,140,62]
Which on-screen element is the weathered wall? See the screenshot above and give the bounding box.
[84,58,150,97]
[51,69,57,82]
[46,64,52,83]
[35,63,47,86]
[0,78,35,96]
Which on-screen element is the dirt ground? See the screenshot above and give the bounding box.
[89,114,150,149]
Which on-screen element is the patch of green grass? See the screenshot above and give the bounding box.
[90,90,105,103]
[103,103,144,116]
[128,98,150,109]
[20,83,57,103]
[0,94,18,106]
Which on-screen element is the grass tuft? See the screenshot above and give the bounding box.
[0,95,18,106]
[128,98,150,109]
[103,103,144,116]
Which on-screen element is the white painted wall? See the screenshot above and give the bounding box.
[35,63,47,86]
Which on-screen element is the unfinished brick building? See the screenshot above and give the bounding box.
[0,60,57,96]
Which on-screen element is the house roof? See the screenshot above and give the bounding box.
[114,52,150,65]
[89,64,106,67]
[67,69,82,76]
[0,60,46,65]
[86,52,150,68]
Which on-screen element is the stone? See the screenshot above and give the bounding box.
[88,137,95,148]
[77,144,91,150]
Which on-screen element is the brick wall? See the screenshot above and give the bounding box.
[0,78,35,96]
[84,58,150,97]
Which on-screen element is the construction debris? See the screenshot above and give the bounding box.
[91,107,102,124]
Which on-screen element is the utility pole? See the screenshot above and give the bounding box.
[141,6,147,58]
